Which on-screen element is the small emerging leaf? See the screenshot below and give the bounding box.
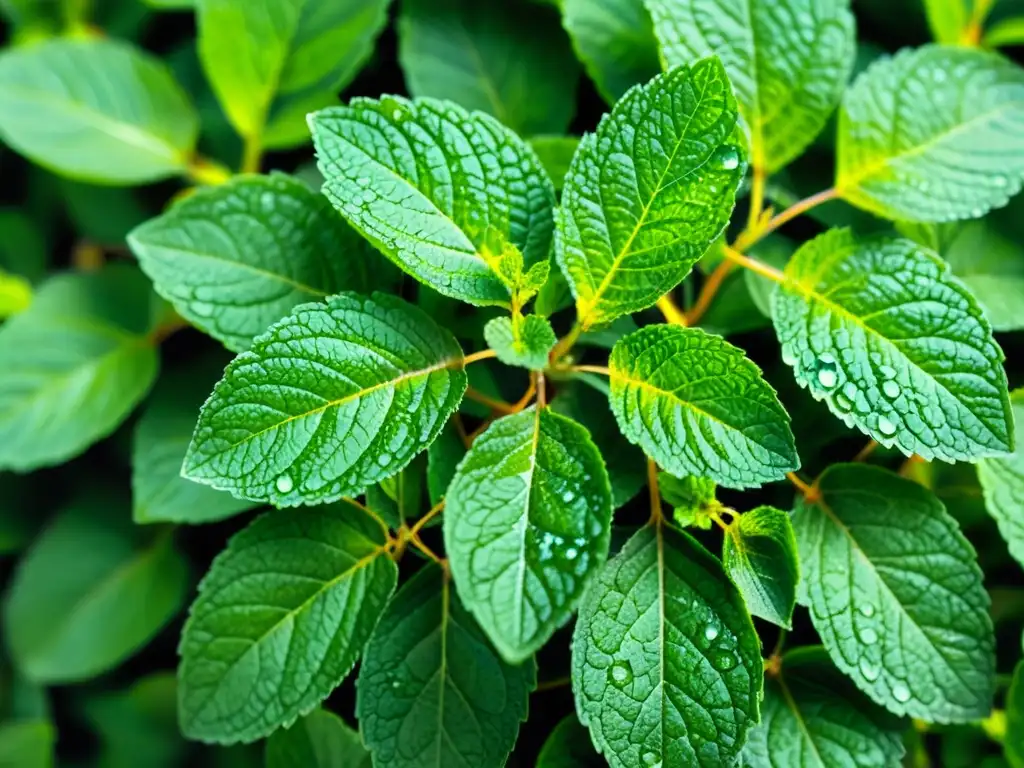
[659,473,716,529]
[483,315,556,371]
[722,505,799,628]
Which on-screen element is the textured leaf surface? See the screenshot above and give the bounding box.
[977,389,1024,568]
[646,0,855,173]
[3,497,189,683]
[265,709,371,768]
[723,505,798,628]
[792,464,995,722]
[0,38,196,183]
[772,228,1013,462]
[836,45,1024,222]
[557,60,744,327]
[398,0,578,135]
[356,564,534,768]
[483,315,556,371]
[183,292,466,506]
[310,97,555,307]
[178,503,396,743]
[609,325,798,489]
[562,0,660,103]
[130,174,375,352]
[445,407,612,662]
[0,267,159,471]
[742,647,904,768]
[198,0,389,147]
[537,715,602,768]
[572,524,762,768]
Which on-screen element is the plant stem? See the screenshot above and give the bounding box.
[534,675,571,692]
[345,496,392,540]
[685,259,736,325]
[570,364,611,376]
[787,472,819,501]
[734,187,837,251]
[656,294,688,325]
[410,500,445,539]
[187,155,232,186]
[549,321,583,364]
[720,245,785,283]
[464,386,516,414]
[647,458,663,526]
[241,133,263,174]
[462,348,498,366]
[852,439,879,463]
[747,164,766,233]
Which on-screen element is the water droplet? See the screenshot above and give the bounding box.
[714,145,740,170]
[609,661,633,688]
[882,380,900,399]
[860,627,878,645]
[275,474,294,494]
[819,352,836,365]
[642,752,661,767]
[859,659,880,681]
[704,625,719,642]
[356,176,371,187]
[859,604,875,618]
[843,382,858,400]
[933,68,946,83]
[392,108,404,120]
[879,365,897,380]
[377,453,393,467]
[878,416,897,436]
[562,490,575,503]
[391,680,401,689]
[892,683,911,703]
[565,547,578,561]
[817,369,838,389]
[191,301,214,317]
[711,652,737,671]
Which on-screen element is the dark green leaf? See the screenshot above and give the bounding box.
[977,389,1024,568]
[265,709,371,768]
[427,420,466,506]
[723,505,799,628]
[83,673,183,768]
[0,720,53,768]
[536,715,602,768]
[1008,660,1024,768]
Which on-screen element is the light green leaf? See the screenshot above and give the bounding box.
[977,389,1024,568]
[537,715,602,768]
[923,0,969,43]
[483,315,556,371]
[265,710,370,768]
[572,524,763,768]
[557,60,744,327]
[183,292,467,506]
[129,173,375,352]
[0,269,31,318]
[659,473,717,529]
[742,647,905,768]
[836,45,1024,222]
[398,0,579,135]
[645,0,855,173]
[3,497,189,684]
[529,136,580,192]
[562,0,661,103]
[939,221,1024,332]
[197,0,389,148]
[356,564,534,768]
[609,325,798,489]
[445,407,612,663]
[772,227,1013,462]
[310,97,555,307]
[179,503,397,744]
[722,505,798,628]
[984,17,1024,48]
[0,720,54,768]
[0,267,159,471]
[1008,660,1024,768]
[132,358,257,525]
[427,420,466,506]
[792,463,995,722]
[0,38,197,183]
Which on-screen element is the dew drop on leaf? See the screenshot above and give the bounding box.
[608,661,633,687]
[565,547,578,561]
[377,453,392,467]
[882,380,901,399]
[713,144,740,170]
[859,659,880,681]
[879,365,897,379]
[562,490,575,503]
[642,752,662,767]
[817,368,838,389]
[711,651,737,671]
[704,625,719,642]
[859,603,876,618]
[860,627,878,645]
[275,474,294,494]
[191,301,214,317]
[892,682,911,703]
[878,416,897,436]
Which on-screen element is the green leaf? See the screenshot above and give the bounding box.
[397,0,579,135]
[1008,660,1024,768]
[310,97,556,307]
[0,269,31,318]
[178,503,397,744]
[791,463,995,722]
[646,0,855,173]
[197,0,390,148]
[356,564,534,768]
[557,60,745,327]
[609,325,798,489]
[984,17,1024,48]
[562,0,660,103]
[483,315,556,371]
[977,389,1024,569]
[129,173,374,352]
[923,0,969,43]
[0,266,159,471]
[722,505,798,628]
[3,497,189,684]
[377,453,427,528]
[445,407,612,663]
[572,524,763,768]
[772,227,1013,462]
[183,292,467,506]
[529,136,580,192]
[659,473,717,529]
[83,673,183,768]
[427,420,466,506]
[537,715,602,768]
[132,358,257,525]
[0,38,197,183]
[265,710,371,768]
[0,720,54,768]
[742,647,905,768]
[836,45,1024,222]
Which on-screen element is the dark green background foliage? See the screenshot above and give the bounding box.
[3,0,1024,766]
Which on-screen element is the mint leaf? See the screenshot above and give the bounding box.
[557,60,744,327]
[723,505,799,628]
[792,463,995,722]
[3,497,189,684]
[0,268,31,318]
[977,389,1024,568]
[923,0,969,43]
[1009,660,1024,768]
[309,97,555,307]
[397,0,579,135]
[572,524,762,767]
[646,0,855,173]
[265,710,371,768]
[836,45,1024,222]
[129,174,376,352]
[772,227,1013,462]
[183,292,467,506]
[659,473,717,529]
[743,647,905,768]
[609,325,798,489]
[0,720,54,768]
[356,564,534,768]
[483,315,556,370]
[0,267,159,471]
[445,407,612,662]
[537,715,602,768]
[178,502,396,744]
[198,0,389,148]
[562,0,660,103]
[376,453,427,528]
[937,221,1024,332]
[0,38,197,183]
[427,420,466,506]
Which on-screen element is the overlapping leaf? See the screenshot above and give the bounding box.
[265,709,371,768]
[977,389,1024,568]
[723,505,799,628]
[483,315,556,371]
